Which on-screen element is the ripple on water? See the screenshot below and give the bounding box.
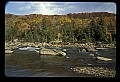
[5,47,116,77]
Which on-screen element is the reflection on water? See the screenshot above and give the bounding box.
[5,47,116,77]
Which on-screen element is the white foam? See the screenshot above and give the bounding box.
[18,47,40,51]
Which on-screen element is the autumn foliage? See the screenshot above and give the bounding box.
[5,12,116,43]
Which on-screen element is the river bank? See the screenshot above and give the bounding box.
[5,39,116,54]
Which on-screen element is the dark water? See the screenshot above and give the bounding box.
[5,46,116,77]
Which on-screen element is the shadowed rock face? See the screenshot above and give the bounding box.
[39,48,66,56]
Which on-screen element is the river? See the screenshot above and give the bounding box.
[5,46,116,77]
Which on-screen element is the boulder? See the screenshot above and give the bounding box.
[96,47,107,50]
[5,46,11,50]
[39,48,66,56]
[81,49,86,52]
[63,49,67,51]
[89,53,113,61]
[96,56,113,61]
[13,39,18,42]
[5,50,13,54]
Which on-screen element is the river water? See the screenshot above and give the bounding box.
[5,46,116,77]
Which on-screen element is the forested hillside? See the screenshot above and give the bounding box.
[5,12,116,43]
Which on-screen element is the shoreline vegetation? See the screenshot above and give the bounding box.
[5,12,116,47]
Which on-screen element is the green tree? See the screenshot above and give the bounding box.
[25,29,34,42]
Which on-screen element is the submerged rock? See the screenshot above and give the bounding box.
[89,53,113,61]
[66,56,69,58]
[86,47,97,52]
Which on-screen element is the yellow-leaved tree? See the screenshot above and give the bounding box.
[57,33,61,40]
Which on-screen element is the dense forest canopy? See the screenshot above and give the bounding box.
[5,12,116,44]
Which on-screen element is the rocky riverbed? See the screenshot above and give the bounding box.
[5,45,116,77]
[5,39,116,54]
[5,39,116,77]
[72,67,116,78]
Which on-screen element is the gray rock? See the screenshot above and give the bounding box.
[39,48,66,56]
